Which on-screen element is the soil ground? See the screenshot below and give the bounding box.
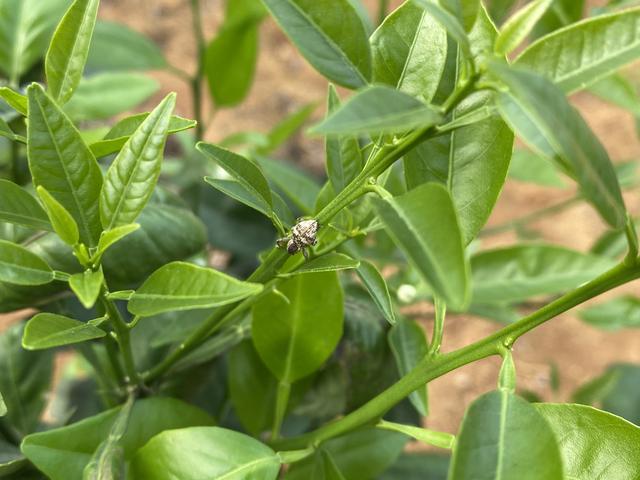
[6,0,640,440]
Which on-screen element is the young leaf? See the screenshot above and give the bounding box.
[494,0,553,55]
[535,404,640,479]
[22,313,105,350]
[256,157,321,215]
[412,0,471,57]
[96,224,140,258]
[27,83,103,247]
[449,390,563,480]
[356,260,396,325]
[438,0,479,31]
[0,87,28,116]
[130,427,281,480]
[404,8,514,244]
[0,240,54,285]
[579,296,640,331]
[0,180,51,231]
[252,271,343,383]
[204,177,272,218]
[86,20,168,72]
[100,93,176,229]
[90,114,196,158]
[311,85,442,136]
[370,2,448,102]
[22,397,215,480]
[69,268,103,309]
[36,186,79,246]
[325,85,363,194]
[372,183,470,310]
[198,142,274,217]
[471,245,615,303]
[128,261,263,317]
[45,0,100,104]
[261,0,371,89]
[490,63,627,229]
[515,7,640,93]
[377,420,454,449]
[388,318,429,416]
[279,252,359,277]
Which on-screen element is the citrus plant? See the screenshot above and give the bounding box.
[0,0,639,479]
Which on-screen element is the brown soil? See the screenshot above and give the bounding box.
[7,0,640,439]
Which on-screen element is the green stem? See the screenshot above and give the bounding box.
[428,296,446,357]
[190,0,207,141]
[272,381,291,440]
[377,0,389,24]
[273,261,640,450]
[99,288,142,389]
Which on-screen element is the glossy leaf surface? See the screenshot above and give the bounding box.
[69,268,103,309]
[22,313,105,350]
[356,260,395,325]
[0,180,51,231]
[37,186,79,246]
[279,252,359,277]
[494,0,552,55]
[0,240,54,285]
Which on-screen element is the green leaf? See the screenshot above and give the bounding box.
[411,0,471,57]
[449,390,563,480]
[90,114,196,158]
[404,9,513,244]
[495,0,552,55]
[0,180,51,231]
[252,271,343,383]
[198,142,273,216]
[69,268,103,309]
[128,261,263,317]
[36,186,79,246]
[228,340,277,436]
[535,403,640,480]
[279,252,359,277]
[311,85,442,136]
[27,83,103,246]
[261,0,371,89]
[370,2,448,102]
[531,0,583,39]
[64,72,160,121]
[356,260,395,325]
[438,0,480,31]
[100,93,176,229]
[256,157,321,215]
[22,313,105,350]
[515,7,640,93]
[0,323,52,436]
[579,296,640,330]
[130,427,280,480]
[325,85,363,194]
[204,177,272,218]
[205,14,262,107]
[471,245,615,304]
[45,0,99,104]
[508,149,565,188]
[96,224,140,258]
[0,0,69,84]
[256,103,317,156]
[86,20,167,72]
[22,397,215,480]
[287,429,406,479]
[0,87,28,116]
[588,73,640,117]
[377,420,454,449]
[0,240,54,285]
[491,63,627,229]
[372,183,470,310]
[388,318,428,416]
[379,453,449,480]
[0,117,19,142]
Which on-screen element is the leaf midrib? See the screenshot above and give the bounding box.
[216,455,277,480]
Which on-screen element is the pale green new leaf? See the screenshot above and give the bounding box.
[130,427,280,480]
[495,0,553,55]
[279,253,359,277]
[128,262,263,317]
[46,0,100,104]
[372,183,470,310]
[535,404,640,480]
[491,63,627,229]
[449,391,563,480]
[69,268,103,309]
[0,240,54,285]
[311,85,442,136]
[0,87,28,116]
[252,272,343,382]
[515,7,640,93]
[27,83,103,246]
[370,2,448,102]
[356,260,396,325]
[377,420,454,449]
[37,186,79,246]
[96,224,140,258]
[0,180,51,231]
[100,93,176,229]
[22,313,105,350]
[262,0,371,89]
